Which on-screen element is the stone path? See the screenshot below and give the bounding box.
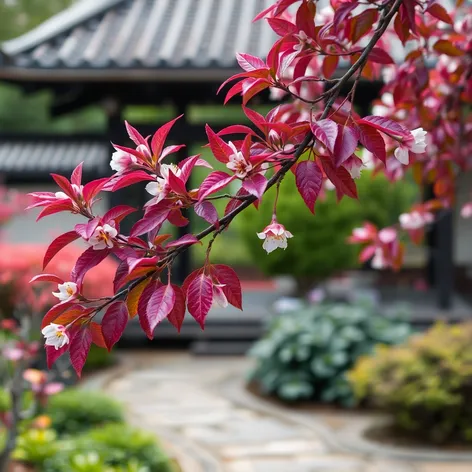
[98,352,472,472]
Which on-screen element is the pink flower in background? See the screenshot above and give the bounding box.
[399,211,434,230]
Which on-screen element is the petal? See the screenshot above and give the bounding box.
[145,182,159,196]
[257,232,267,240]
[284,231,293,238]
[410,143,426,153]
[263,237,279,254]
[394,146,409,165]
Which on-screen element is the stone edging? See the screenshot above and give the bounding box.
[79,357,224,472]
[220,376,472,463]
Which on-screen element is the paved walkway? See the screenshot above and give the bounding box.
[98,352,472,472]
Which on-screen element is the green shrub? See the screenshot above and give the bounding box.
[12,429,59,466]
[348,322,472,444]
[45,424,174,472]
[83,344,115,372]
[249,299,411,405]
[0,388,9,412]
[45,389,124,436]
[236,170,416,288]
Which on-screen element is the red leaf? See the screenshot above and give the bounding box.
[295,160,322,214]
[267,17,297,36]
[358,116,410,138]
[81,178,109,204]
[101,301,129,351]
[311,119,338,153]
[433,39,464,57]
[426,3,453,24]
[211,264,242,310]
[113,260,130,292]
[110,171,154,192]
[236,53,266,71]
[69,327,92,377]
[167,285,186,333]
[71,248,110,286]
[130,204,170,237]
[41,302,75,329]
[350,9,378,43]
[357,124,386,163]
[90,322,107,349]
[141,283,175,339]
[205,125,233,163]
[102,205,137,225]
[166,234,201,248]
[334,1,357,28]
[295,0,316,38]
[46,344,69,369]
[151,115,183,159]
[322,55,339,79]
[182,268,204,298]
[334,125,359,167]
[179,154,212,183]
[394,11,410,45]
[125,121,147,147]
[217,125,259,137]
[36,201,74,221]
[195,201,219,226]
[51,174,75,200]
[242,79,270,105]
[70,162,83,186]
[319,156,358,201]
[166,171,187,195]
[359,245,376,263]
[368,47,395,65]
[187,274,213,329]
[242,173,267,200]
[167,209,189,227]
[224,81,243,104]
[30,274,64,285]
[137,280,158,335]
[198,171,235,200]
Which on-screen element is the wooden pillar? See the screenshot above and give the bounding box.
[434,208,454,310]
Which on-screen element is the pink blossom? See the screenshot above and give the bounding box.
[226,142,253,178]
[394,128,428,165]
[257,220,293,254]
[110,149,137,173]
[41,323,69,350]
[52,281,78,302]
[371,247,387,270]
[3,345,23,361]
[461,203,472,218]
[88,224,118,250]
[378,227,397,244]
[399,211,434,230]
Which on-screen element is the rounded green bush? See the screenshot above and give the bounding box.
[249,299,411,405]
[348,322,472,444]
[236,170,416,288]
[45,424,174,472]
[45,389,124,436]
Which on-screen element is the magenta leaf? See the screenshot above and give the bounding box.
[167,209,189,227]
[125,120,147,147]
[236,52,266,71]
[167,285,186,333]
[358,116,410,138]
[267,17,297,36]
[182,268,204,298]
[359,245,376,263]
[82,177,110,202]
[69,328,92,378]
[166,234,201,248]
[320,156,358,201]
[179,154,212,183]
[368,47,395,64]
[217,125,258,137]
[187,274,213,329]
[46,344,69,369]
[225,188,250,216]
[141,283,176,339]
[51,174,75,200]
[36,202,74,221]
[102,205,137,224]
[198,171,235,200]
[334,126,359,167]
[113,260,130,292]
[70,162,83,186]
[166,170,187,195]
[130,204,170,237]
[137,280,158,335]
[151,115,182,158]
[101,301,129,351]
[71,248,111,286]
[195,201,219,226]
[211,264,243,310]
[357,124,387,163]
[90,322,107,348]
[30,274,64,285]
[242,173,267,200]
[205,125,233,163]
[295,160,322,214]
[109,171,155,192]
[311,119,338,153]
[43,231,80,269]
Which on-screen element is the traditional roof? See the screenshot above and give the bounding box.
[0,0,278,82]
[0,138,109,179]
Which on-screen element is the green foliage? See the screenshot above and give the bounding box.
[45,389,124,436]
[0,388,9,413]
[249,299,411,405]
[45,424,174,472]
[236,170,417,283]
[83,345,115,372]
[12,429,59,466]
[348,322,472,444]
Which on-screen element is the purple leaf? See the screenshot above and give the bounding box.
[198,171,235,200]
[43,231,80,269]
[101,301,129,351]
[187,274,213,329]
[295,160,322,214]
[69,328,92,378]
[311,119,338,153]
[141,283,176,339]
[358,116,410,138]
[130,204,170,237]
[211,264,242,310]
[167,285,186,333]
[242,173,267,200]
[71,248,110,286]
[357,124,387,163]
[334,125,359,167]
[195,201,219,226]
